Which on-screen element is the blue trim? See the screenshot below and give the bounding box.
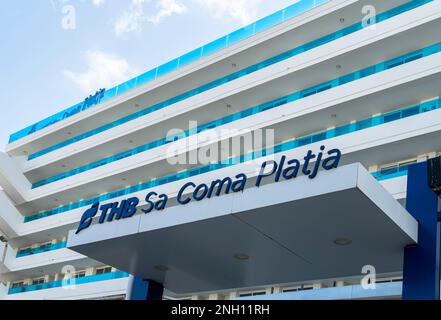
[402,162,440,300]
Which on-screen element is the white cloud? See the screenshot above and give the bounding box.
[112,0,275,35]
[62,50,137,93]
[192,0,263,25]
[147,0,187,26]
[114,0,147,36]
[92,0,106,6]
[114,0,186,34]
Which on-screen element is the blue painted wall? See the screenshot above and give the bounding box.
[402,161,440,300]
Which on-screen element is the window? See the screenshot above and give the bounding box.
[282,285,314,293]
[40,241,52,251]
[11,282,24,289]
[32,278,45,285]
[239,291,266,297]
[399,160,417,169]
[74,271,86,279]
[379,158,417,176]
[96,267,112,275]
[376,277,403,284]
[282,288,300,293]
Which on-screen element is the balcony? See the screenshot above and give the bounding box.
[24,0,432,165]
[8,270,129,295]
[235,281,403,300]
[27,38,441,191]
[15,0,434,179]
[7,0,333,145]
[23,95,440,223]
[16,241,66,258]
[6,0,425,161]
[5,271,129,300]
[18,42,441,218]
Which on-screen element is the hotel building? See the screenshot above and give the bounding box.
[1,0,441,300]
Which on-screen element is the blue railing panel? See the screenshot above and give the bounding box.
[30,40,441,189]
[27,0,433,161]
[16,242,67,258]
[25,95,440,223]
[8,271,129,295]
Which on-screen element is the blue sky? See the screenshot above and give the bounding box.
[0,0,297,149]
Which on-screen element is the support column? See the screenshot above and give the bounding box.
[402,161,440,300]
[127,276,164,301]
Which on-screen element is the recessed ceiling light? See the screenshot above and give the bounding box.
[334,238,352,246]
[154,265,169,272]
[233,253,250,261]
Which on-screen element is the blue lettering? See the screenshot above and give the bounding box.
[75,148,341,233]
[322,148,341,170]
[75,202,99,234]
[178,182,196,205]
[193,184,209,201]
[121,197,139,218]
[142,192,158,214]
[256,160,278,187]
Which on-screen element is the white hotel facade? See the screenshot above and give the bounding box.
[1,0,441,300]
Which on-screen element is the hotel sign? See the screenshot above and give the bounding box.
[75,146,341,234]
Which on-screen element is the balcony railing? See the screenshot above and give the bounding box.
[8,271,129,295]
[235,281,403,300]
[26,0,432,162]
[24,93,441,223]
[372,165,411,181]
[9,0,332,144]
[16,242,67,258]
[29,40,441,190]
